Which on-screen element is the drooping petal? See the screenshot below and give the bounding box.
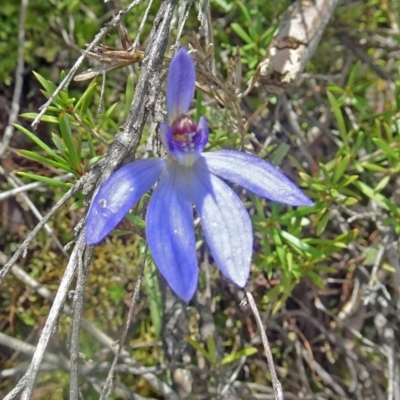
[146,163,198,301]
[86,159,166,244]
[166,48,195,122]
[203,150,313,206]
[189,161,252,287]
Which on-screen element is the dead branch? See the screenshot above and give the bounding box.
[251,0,340,94]
[0,0,28,157]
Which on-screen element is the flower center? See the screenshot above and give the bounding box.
[171,115,198,148]
[168,115,203,167]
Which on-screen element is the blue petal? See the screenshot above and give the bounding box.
[203,150,313,206]
[159,121,172,152]
[146,163,198,301]
[196,116,209,153]
[86,159,166,244]
[189,162,252,287]
[166,48,195,122]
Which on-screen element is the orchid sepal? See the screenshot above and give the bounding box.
[203,150,313,206]
[166,48,195,123]
[86,158,165,244]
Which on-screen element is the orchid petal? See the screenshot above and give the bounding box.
[147,164,198,301]
[166,48,195,122]
[86,159,166,244]
[196,116,209,153]
[203,150,313,206]
[189,162,252,287]
[159,121,172,152]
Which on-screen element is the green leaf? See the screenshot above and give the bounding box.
[206,335,217,364]
[270,228,286,266]
[86,155,103,169]
[16,310,36,326]
[374,175,390,193]
[144,257,162,339]
[32,70,57,94]
[362,162,387,172]
[307,271,324,287]
[14,124,66,163]
[260,24,277,46]
[213,0,232,12]
[354,181,391,211]
[18,150,74,173]
[237,1,257,40]
[124,73,134,117]
[347,60,361,88]
[185,336,214,364]
[20,113,59,124]
[341,175,359,187]
[270,143,290,166]
[17,172,73,188]
[280,231,323,258]
[372,137,399,159]
[327,91,348,147]
[125,212,146,230]
[316,210,331,236]
[75,79,98,115]
[231,23,253,45]
[59,113,80,170]
[332,154,351,184]
[51,132,66,155]
[219,347,258,366]
[342,197,358,206]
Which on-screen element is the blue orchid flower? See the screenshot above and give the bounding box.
[86,48,313,301]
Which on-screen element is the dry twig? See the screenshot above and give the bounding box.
[0,0,28,157]
[247,0,340,95]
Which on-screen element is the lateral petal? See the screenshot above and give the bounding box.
[203,150,313,206]
[189,164,252,287]
[86,159,166,244]
[146,164,198,301]
[159,121,172,152]
[166,48,195,122]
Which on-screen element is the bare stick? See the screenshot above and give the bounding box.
[69,245,94,400]
[0,333,70,371]
[4,234,86,400]
[245,290,283,400]
[0,173,73,202]
[130,0,155,51]
[31,0,147,130]
[339,32,394,82]
[100,244,148,400]
[173,0,194,50]
[0,0,28,157]
[0,178,84,283]
[249,0,340,94]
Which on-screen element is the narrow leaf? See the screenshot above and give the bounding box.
[14,124,65,163]
[18,150,74,173]
[20,113,59,124]
[17,172,73,188]
[59,113,80,169]
[219,347,258,366]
